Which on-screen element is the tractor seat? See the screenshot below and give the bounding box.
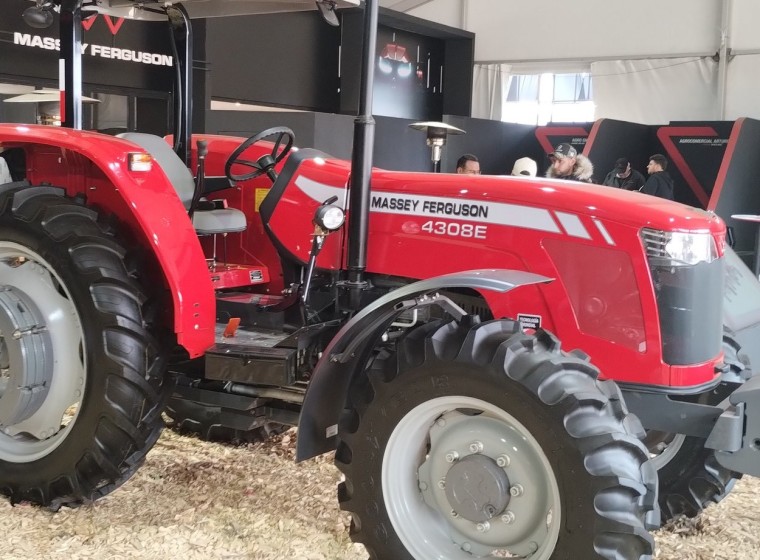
[117,132,246,235]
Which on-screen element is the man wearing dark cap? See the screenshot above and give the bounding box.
[641,153,674,200]
[545,143,594,183]
[602,157,645,190]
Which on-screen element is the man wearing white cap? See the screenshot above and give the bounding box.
[511,157,537,177]
[545,143,594,183]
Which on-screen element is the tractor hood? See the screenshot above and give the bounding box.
[74,0,360,20]
[369,170,726,237]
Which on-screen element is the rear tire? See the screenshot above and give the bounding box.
[0,186,171,509]
[337,318,658,559]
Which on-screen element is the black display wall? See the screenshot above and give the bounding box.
[204,12,341,113]
[441,115,538,175]
[651,121,733,208]
[372,25,444,120]
[585,119,650,185]
[206,110,439,171]
[204,8,472,121]
[339,8,473,120]
[709,118,760,259]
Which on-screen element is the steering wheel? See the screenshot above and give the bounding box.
[224,126,295,183]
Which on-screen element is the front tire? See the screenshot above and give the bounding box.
[646,331,747,523]
[0,187,171,508]
[337,318,658,559]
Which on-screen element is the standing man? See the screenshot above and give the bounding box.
[641,154,674,200]
[545,143,594,183]
[456,154,481,175]
[603,157,645,190]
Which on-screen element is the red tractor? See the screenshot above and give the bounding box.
[1,1,759,559]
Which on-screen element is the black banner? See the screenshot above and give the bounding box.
[0,0,173,92]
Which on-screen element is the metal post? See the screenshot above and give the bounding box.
[717,0,731,119]
[345,0,378,309]
[167,5,193,167]
[59,0,83,129]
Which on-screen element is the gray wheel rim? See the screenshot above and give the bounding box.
[649,432,686,470]
[0,242,86,462]
[382,395,561,559]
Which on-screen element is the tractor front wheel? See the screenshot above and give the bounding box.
[337,318,658,559]
[0,186,170,509]
[646,331,747,523]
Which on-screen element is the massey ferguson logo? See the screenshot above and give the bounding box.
[13,13,172,67]
[81,14,125,35]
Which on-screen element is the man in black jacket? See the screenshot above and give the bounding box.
[641,154,674,200]
[603,157,645,190]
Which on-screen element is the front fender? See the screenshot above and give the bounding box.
[295,269,552,461]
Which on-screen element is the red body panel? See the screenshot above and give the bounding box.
[239,154,725,388]
[0,124,214,357]
[0,126,726,387]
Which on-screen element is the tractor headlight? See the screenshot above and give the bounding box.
[314,204,345,232]
[641,227,723,365]
[128,152,153,172]
[640,228,719,267]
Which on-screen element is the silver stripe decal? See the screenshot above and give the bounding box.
[295,175,348,207]
[295,176,561,234]
[368,192,560,233]
[594,218,616,245]
[555,212,591,239]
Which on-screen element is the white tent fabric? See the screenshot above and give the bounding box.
[471,63,510,120]
[589,57,718,124]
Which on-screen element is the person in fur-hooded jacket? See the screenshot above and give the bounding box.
[545,143,594,183]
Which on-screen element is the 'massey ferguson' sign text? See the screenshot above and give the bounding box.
[13,32,173,67]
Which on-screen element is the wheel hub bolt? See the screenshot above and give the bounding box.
[461,542,472,552]
[469,441,484,453]
[445,451,459,463]
[450,509,458,518]
[419,481,428,491]
[476,521,490,532]
[501,511,516,524]
[510,484,524,497]
[496,454,510,468]
[437,479,446,489]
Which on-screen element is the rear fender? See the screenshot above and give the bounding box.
[295,269,552,461]
[0,125,214,357]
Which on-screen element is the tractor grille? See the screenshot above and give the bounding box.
[641,229,670,259]
[648,253,723,365]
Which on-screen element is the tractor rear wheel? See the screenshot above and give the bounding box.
[337,318,658,559]
[0,186,171,509]
[646,331,747,523]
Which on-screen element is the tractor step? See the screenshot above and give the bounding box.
[216,292,290,329]
[209,263,269,290]
[205,325,296,386]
